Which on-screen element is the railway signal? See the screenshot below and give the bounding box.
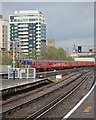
[78,46,82,53]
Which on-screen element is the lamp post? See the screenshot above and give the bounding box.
[12,41,15,80]
[10,39,21,80]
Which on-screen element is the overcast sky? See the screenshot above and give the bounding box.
[1,2,94,54]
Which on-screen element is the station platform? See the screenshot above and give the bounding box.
[0,78,45,90]
[0,72,76,91]
[64,83,95,120]
[70,90,94,119]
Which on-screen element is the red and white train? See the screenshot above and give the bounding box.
[21,59,94,71]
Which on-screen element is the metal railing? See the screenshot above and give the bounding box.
[8,68,36,79]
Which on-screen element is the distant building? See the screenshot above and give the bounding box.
[47,37,55,47]
[72,44,77,54]
[71,44,78,58]
[9,10,46,57]
[66,47,69,57]
[0,14,10,52]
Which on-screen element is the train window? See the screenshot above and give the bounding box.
[38,62,42,65]
[44,62,48,65]
[58,63,60,65]
[24,61,27,65]
[27,61,30,65]
[54,62,57,65]
[62,63,63,65]
[33,62,35,65]
[49,62,52,65]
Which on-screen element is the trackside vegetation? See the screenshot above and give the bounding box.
[1,46,73,65]
[40,46,74,61]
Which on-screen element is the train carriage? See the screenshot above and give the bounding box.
[21,59,94,71]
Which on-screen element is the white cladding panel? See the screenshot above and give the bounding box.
[75,58,95,62]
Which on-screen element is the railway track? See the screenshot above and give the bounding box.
[24,71,94,120]
[2,67,91,101]
[2,68,79,99]
[39,73,95,120]
[2,71,82,114]
[3,67,88,105]
[1,69,94,119]
[2,70,79,105]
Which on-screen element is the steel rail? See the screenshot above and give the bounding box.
[1,71,91,118]
[2,71,80,106]
[24,72,93,120]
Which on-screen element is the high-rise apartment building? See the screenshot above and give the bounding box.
[9,10,46,57]
[0,14,10,52]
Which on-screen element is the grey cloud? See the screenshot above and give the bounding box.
[2,2,94,53]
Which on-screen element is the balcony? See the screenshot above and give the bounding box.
[22,42,28,45]
[36,42,41,45]
[19,35,28,38]
[19,32,28,34]
[36,35,41,38]
[36,27,41,30]
[36,45,41,49]
[21,46,28,49]
[19,24,28,27]
[36,24,41,27]
[36,31,41,34]
[18,28,28,31]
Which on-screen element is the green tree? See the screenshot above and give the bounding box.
[40,45,47,60]
[29,49,40,60]
[47,46,58,60]
[57,48,66,60]
[2,52,12,65]
[21,53,29,60]
[40,46,74,61]
[66,56,74,61]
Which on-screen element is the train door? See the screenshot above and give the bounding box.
[36,62,38,69]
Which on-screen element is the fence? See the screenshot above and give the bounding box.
[8,68,36,79]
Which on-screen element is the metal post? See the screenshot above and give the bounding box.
[13,41,15,80]
[27,68,28,79]
[34,68,36,78]
[8,67,9,79]
[19,41,21,68]
[10,39,21,80]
